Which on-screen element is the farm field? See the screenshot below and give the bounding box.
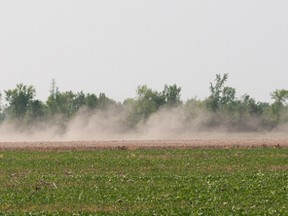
[0,140,288,215]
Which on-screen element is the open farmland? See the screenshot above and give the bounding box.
[1,137,288,150]
[0,139,288,215]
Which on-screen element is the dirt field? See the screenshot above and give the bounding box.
[1,138,288,151]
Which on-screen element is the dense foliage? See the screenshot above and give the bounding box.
[0,74,288,132]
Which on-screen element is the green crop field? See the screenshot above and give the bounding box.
[0,148,288,215]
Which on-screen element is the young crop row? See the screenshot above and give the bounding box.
[0,148,287,215]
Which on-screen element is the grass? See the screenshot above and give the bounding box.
[0,148,287,215]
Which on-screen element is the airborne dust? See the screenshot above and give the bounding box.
[0,106,287,142]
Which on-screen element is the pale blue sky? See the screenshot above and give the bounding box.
[0,0,288,102]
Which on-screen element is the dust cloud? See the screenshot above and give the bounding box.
[0,106,288,142]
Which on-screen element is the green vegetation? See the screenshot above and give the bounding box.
[0,148,287,215]
[0,74,288,132]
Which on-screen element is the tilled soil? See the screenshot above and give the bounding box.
[0,138,288,151]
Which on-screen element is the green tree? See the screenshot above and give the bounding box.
[47,80,85,117]
[73,91,86,111]
[135,85,165,119]
[206,74,237,112]
[85,93,98,109]
[220,87,236,107]
[163,84,182,106]
[25,99,48,123]
[240,94,269,117]
[29,100,47,118]
[48,91,77,117]
[97,93,116,110]
[270,89,288,122]
[5,84,36,119]
[206,73,228,111]
[46,79,61,116]
[46,80,116,117]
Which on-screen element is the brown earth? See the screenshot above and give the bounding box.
[0,138,288,151]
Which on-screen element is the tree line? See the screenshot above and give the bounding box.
[1,74,288,132]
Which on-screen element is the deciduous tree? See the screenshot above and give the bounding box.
[5,84,36,119]
[270,89,288,122]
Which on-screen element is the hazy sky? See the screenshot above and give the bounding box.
[1,1,288,102]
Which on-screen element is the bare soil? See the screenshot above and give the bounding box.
[0,138,288,151]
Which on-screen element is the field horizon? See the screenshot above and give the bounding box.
[1,136,288,151]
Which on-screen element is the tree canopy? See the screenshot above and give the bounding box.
[0,75,287,132]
